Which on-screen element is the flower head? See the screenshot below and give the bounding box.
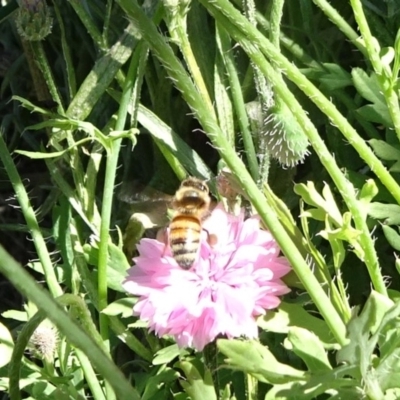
[123,204,291,351]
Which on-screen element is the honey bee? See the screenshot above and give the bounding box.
[169,177,211,269]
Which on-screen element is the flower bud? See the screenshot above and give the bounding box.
[15,0,53,41]
[264,100,310,167]
[29,323,58,362]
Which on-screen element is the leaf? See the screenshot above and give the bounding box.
[153,344,183,365]
[375,347,400,391]
[214,50,234,146]
[2,310,27,321]
[141,367,179,400]
[0,322,13,368]
[382,225,400,251]
[358,179,378,205]
[258,302,337,348]
[66,24,137,121]
[12,95,55,117]
[217,339,305,384]
[102,298,137,318]
[177,360,217,400]
[351,68,385,105]
[368,139,400,161]
[286,327,331,372]
[368,202,400,225]
[357,104,393,126]
[318,63,352,91]
[337,291,394,370]
[83,242,130,292]
[137,104,214,182]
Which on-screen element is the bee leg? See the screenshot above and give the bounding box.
[203,228,218,247]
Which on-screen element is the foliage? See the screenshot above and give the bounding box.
[0,0,400,399]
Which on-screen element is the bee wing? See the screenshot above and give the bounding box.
[119,180,173,227]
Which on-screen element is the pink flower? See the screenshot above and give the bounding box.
[123,204,291,351]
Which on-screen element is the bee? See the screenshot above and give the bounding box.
[169,177,211,269]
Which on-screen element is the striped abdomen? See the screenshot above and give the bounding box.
[169,215,202,269]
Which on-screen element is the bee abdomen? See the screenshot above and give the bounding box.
[169,215,201,269]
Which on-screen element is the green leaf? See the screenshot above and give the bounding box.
[0,322,13,368]
[382,225,400,251]
[294,182,325,209]
[2,310,27,322]
[337,291,394,370]
[287,327,331,372]
[357,104,393,126]
[214,51,234,146]
[137,104,213,182]
[217,339,305,384]
[66,24,137,121]
[351,69,385,105]
[141,367,179,400]
[258,302,336,348]
[368,202,400,225]
[318,63,352,91]
[83,242,130,292]
[368,139,400,161]
[358,179,378,205]
[375,347,400,391]
[153,344,182,365]
[102,298,137,318]
[177,360,217,400]
[12,95,55,117]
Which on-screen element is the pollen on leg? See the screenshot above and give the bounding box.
[206,232,218,247]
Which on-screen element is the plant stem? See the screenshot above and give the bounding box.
[245,373,258,400]
[203,342,220,396]
[169,8,216,120]
[30,41,64,112]
[243,0,272,184]
[0,248,140,400]
[312,0,366,55]
[0,134,63,298]
[116,0,348,346]
[69,0,105,50]
[204,0,400,214]
[269,0,284,49]
[349,0,400,142]
[96,50,140,400]
[216,24,259,181]
[205,2,387,295]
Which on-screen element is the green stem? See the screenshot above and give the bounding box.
[169,9,216,120]
[205,2,387,296]
[0,134,63,298]
[203,342,220,395]
[75,349,106,400]
[102,0,113,47]
[204,0,400,214]
[312,0,366,55]
[269,0,284,49]
[53,0,76,100]
[245,373,258,400]
[68,0,105,50]
[349,0,400,142]
[30,41,64,112]
[0,246,140,400]
[109,316,153,362]
[243,0,272,184]
[9,311,45,400]
[216,24,259,181]
[97,43,143,399]
[116,0,348,346]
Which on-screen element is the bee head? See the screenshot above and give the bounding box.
[180,177,209,194]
